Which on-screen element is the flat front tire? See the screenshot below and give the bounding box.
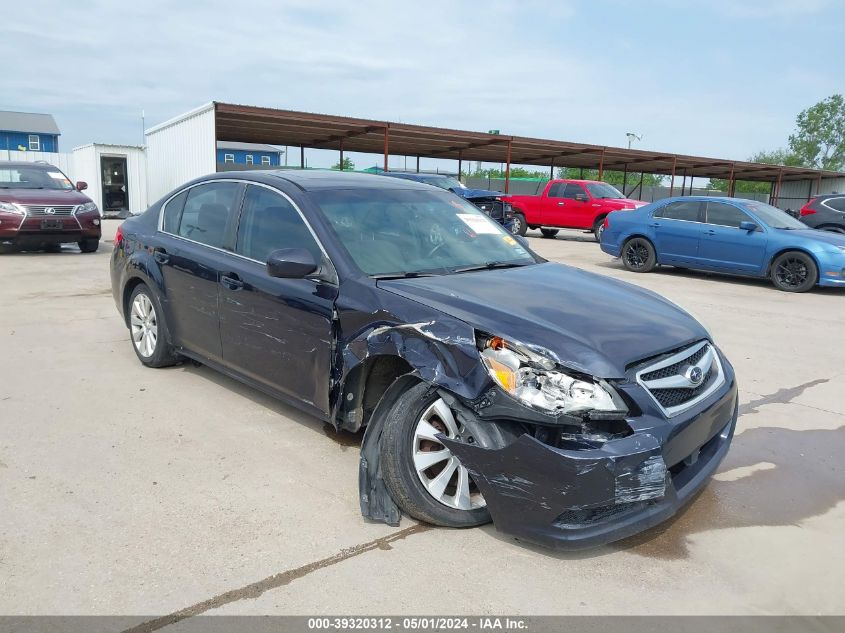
[380,383,490,528]
[771,251,817,293]
[127,284,180,367]
[621,237,657,273]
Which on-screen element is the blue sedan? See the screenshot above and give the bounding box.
[600,196,845,292]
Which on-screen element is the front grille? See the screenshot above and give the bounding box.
[23,205,76,216]
[635,341,724,417]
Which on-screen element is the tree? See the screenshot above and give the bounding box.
[331,157,355,171]
[706,149,802,193]
[558,168,664,189]
[469,166,549,179]
[788,94,845,171]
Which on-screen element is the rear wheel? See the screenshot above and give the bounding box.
[380,383,489,528]
[128,284,180,367]
[540,228,559,238]
[621,237,657,273]
[819,225,845,234]
[510,212,527,236]
[771,251,817,293]
[593,217,607,242]
[78,238,99,253]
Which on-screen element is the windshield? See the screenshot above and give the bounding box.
[744,201,807,229]
[586,183,624,199]
[425,176,464,191]
[0,166,74,190]
[313,188,536,276]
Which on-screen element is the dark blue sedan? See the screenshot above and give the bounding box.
[600,196,845,292]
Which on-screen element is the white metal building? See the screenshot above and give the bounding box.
[71,144,147,216]
[145,102,216,203]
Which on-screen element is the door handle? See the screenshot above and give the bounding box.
[153,247,169,264]
[650,222,661,228]
[557,201,565,206]
[704,229,716,236]
[221,273,244,290]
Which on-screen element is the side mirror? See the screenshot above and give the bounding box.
[76,181,88,192]
[574,193,589,202]
[266,248,318,279]
[739,221,758,232]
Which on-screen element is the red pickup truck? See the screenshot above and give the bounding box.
[507,179,646,240]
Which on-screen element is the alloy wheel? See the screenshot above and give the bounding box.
[624,241,649,269]
[775,256,809,289]
[412,398,485,511]
[130,293,158,358]
[510,216,522,235]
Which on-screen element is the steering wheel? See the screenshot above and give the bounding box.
[426,240,447,259]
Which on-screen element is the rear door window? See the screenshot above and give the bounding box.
[162,190,188,233]
[655,200,702,222]
[235,185,322,264]
[824,197,845,211]
[705,202,751,228]
[177,182,241,248]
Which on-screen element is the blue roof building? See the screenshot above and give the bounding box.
[0,110,60,152]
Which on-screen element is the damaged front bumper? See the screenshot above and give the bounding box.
[439,376,738,550]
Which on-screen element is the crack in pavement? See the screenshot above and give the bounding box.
[120,524,431,633]
[738,378,829,417]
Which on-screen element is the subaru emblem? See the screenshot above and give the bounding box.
[687,366,704,385]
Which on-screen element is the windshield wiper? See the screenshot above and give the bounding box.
[453,261,528,274]
[372,271,442,280]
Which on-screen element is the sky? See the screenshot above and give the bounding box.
[3,0,844,170]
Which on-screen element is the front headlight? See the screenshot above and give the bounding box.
[0,202,25,215]
[75,202,99,216]
[479,335,627,415]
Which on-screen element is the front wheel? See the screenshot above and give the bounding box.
[78,238,100,253]
[380,383,490,527]
[621,237,657,273]
[593,217,607,242]
[771,251,817,293]
[540,228,559,238]
[510,212,527,237]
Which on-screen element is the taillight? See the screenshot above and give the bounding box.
[799,205,816,216]
[114,224,124,245]
[604,216,610,228]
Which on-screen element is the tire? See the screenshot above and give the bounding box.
[127,284,181,367]
[770,251,817,293]
[621,237,657,273]
[540,228,559,238]
[511,212,527,237]
[593,217,607,242]
[380,383,490,528]
[78,238,99,253]
[819,225,845,234]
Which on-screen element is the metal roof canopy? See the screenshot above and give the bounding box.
[213,102,844,191]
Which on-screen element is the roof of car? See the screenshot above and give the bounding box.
[0,161,58,169]
[252,169,435,191]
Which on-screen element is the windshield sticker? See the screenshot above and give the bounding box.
[47,172,66,179]
[457,213,499,235]
[502,235,518,246]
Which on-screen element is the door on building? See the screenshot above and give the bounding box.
[101,156,129,217]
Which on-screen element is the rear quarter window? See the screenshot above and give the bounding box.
[823,197,845,212]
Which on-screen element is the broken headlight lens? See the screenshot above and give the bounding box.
[480,335,627,415]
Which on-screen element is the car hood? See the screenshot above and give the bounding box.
[0,188,92,205]
[790,228,845,248]
[602,198,647,208]
[454,187,503,200]
[378,262,707,378]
